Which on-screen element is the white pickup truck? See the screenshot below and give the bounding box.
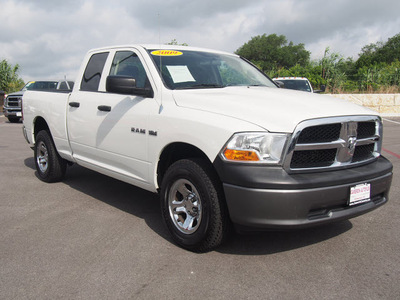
[22,45,393,252]
[4,80,74,123]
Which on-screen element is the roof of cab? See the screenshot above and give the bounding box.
[86,44,238,57]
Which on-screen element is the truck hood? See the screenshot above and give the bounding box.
[6,91,24,97]
[172,87,376,133]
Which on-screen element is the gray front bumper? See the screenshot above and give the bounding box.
[4,108,21,118]
[215,157,393,231]
[224,172,391,230]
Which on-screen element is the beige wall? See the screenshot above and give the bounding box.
[328,94,400,116]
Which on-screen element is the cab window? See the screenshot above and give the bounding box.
[81,52,109,91]
[110,51,148,89]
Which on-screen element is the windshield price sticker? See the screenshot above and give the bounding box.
[166,65,195,83]
[349,183,371,206]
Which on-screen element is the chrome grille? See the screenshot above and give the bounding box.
[6,96,21,108]
[297,123,341,143]
[357,121,376,139]
[284,116,382,173]
[290,149,337,168]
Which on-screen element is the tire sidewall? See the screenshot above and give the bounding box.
[161,160,216,249]
[34,132,51,180]
[34,130,66,182]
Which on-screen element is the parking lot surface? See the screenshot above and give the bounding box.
[1,115,399,299]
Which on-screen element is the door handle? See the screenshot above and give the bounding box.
[69,102,80,108]
[98,105,111,112]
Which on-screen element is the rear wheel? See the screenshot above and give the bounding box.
[160,158,229,252]
[34,130,67,182]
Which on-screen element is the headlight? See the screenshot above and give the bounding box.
[221,132,289,164]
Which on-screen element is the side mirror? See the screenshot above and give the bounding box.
[275,80,285,88]
[106,75,153,98]
[314,85,326,93]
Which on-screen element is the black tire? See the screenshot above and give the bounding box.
[34,130,67,183]
[160,158,230,252]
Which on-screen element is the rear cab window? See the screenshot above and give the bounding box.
[80,52,109,91]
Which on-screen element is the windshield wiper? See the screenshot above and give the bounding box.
[178,84,225,89]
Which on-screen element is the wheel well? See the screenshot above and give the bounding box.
[33,117,50,141]
[157,143,214,188]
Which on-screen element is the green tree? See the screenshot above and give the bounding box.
[166,39,188,46]
[237,32,400,93]
[356,60,400,92]
[355,42,383,68]
[235,34,310,72]
[356,33,400,68]
[0,59,25,93]
[319,47,353,92]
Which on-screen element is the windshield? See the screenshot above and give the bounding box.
[22,81,58,91]
[278,79,312,92]
[148,49,276,90]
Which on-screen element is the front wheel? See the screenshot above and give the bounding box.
[160,158,230,252]
[34,130,67,182]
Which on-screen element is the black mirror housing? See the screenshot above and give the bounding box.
[106,75,153,97]
[314,84,326,93]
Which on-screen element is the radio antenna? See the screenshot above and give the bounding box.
[158,13,163,114]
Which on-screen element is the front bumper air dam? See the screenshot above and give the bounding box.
[4,108,21,118]
[215,157,393,230]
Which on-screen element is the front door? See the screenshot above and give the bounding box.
[67,49,158,187]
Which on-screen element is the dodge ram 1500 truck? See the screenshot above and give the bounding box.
[4,80,74,123]
[22,45,393,252]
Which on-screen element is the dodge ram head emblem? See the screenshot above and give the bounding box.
[347,136,357,155]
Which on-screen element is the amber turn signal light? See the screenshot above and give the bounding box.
[223,149,260,161]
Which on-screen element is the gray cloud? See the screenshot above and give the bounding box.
[1,0,399,81]
[121,0,261,28]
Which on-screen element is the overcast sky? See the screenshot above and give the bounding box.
[1,0,400,82]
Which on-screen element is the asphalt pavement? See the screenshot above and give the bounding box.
[0,115,399,299]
